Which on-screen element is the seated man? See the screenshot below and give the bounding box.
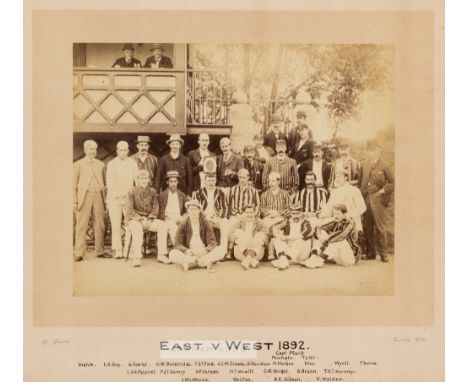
[193,172,230,252]
[259,172,291,228]
[169,199,225,271]
[231,204,268,270]
[157,170,188,251]
[270,203,322,270]
[313,204,359,267]
[125,170,170,267]
[228,169,260,225]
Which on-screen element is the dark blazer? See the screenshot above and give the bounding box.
[291,138,314,165]
[73,158,106,209]
[143,55,173,68]
[174,214,217,253]
[243,158,264,190]
[287,126,314,155]
[360,158,394,206]
[155,153,193,196]
[216,152,244,188]
[187,148,216,192]
[125,186,159,221]
[298,159,333,190]
[193,187,229,219]
[263,130,288,154]
[157,188,188,220]
[112,57,142,68]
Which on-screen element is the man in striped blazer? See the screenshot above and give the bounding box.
[259,172,291,228]
[292,171,329,224]
[193,172,230,252]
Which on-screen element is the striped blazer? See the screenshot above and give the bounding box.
[229,184,260,216]
[274,219,314,241]
[262,156,299,193]
[292,187,329,214]
[259,189,291,218]
[317,217,359,256]
[193,187,229,219]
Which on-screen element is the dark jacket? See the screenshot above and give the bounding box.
[274,218,314,241]
[360,158,394,206]
[143,55,173,68]
[125,186,159,222]
[216,152,244,188]
[287,126,314,155]
[290,138,314,165]
[263,130,288,154]
[187,148,216,192]
[112,57,142,68]
[298,159,333,190]
[157,188,188,220]
[174,214,217,253]
[243,158,264,190]
[155,153,193,196]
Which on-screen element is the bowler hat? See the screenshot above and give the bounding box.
[166,134,184,145]
[270,113,282,123]
[135,135,151,143]
[122,43,135,51]
[150,43,165,51]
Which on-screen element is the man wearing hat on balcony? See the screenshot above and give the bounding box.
[112,43,142,68]
[263,113,288,155]
[144,43,173,69]
[187,133,216,192]
[169,199,225,271]
[155,134,193,196]
[360,139,394,262]
[217,137,244,189]
[131,136,159,188]
[157,170,188,249]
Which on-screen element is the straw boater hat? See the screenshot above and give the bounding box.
[135,135,151,143]
[166,134,184,145]
[165,170,180,180]
[150,43,165,51]
[122,43,135,51]
[185,199,202,209]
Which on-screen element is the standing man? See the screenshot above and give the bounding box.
[287,110,311,155]
[131,136,159,188]
[243,145,264,191]
[106,141,139,259]
[360,139,394,262]
[292,171,329,224]
[298,145,333,191]
[73,140,109,261]
[157,171,188,250]
[112,43,142,68]
[169,199,225,271]
[125,170,171,267]
[262,139,299,195]
[144,43,173,68]
[155,134,193,196]
[187,133,216,192]
[193,172,230,252]
[289,124,314,167]
[253,133,275,164]
[330,141,361,188]
[216,137,244,189]
[263,113,287,154]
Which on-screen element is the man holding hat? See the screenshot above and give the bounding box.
[169,199,225,271]
[262,138,299,195]
[298,144,333,191]
[270,202,319,270]
[263,113,288,154]
[157,170,189,249]
[112,43,142,68]
[217,137,244,189]
[290,123,315,166]
[187,133,216,192]
[155,134,193,196]
[131,136,159,188]
[360,139,394,262]
[253,133,275,164]
[144,43,173,69]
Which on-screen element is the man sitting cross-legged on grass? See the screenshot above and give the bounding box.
[169,199,225,271]
[312,203,359,267]
[231,204,268,270]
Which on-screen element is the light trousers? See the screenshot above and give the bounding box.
[233,230,266,261]
[272,238,311,263]
[169,246,225,268]
[127,219,169,260]
[107,198,125,251]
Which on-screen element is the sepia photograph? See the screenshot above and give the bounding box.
[72,42,395,296]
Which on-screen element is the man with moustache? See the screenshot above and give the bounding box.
[292,171,329,225]
[262,139,299,195]
[143,43,173,69]
[263,113,287,154]
[73,140,109,262]
[131,136,159,188]
[155,134,193,196]
[289,124,315,167]
[242,145,264,191]
[106,141,139,259]
[216,137,244,189]
[112,43,142,68]
[187,133,216,192]
[298,145,333,191]
[330,141,362,188]
[287,110,311,155]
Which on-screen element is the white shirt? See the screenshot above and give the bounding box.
[244,221,254,240]
[166,190,181,217]
[189,220,206,251]
[205,189,216,217]
[313,159,324,187]
[106,156,139,201]
[289,221,302,238]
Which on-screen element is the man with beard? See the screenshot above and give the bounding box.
[216,137,244,189]
[262,139,299,195]
[312,204,359,267]
[169,199,225,271]
[193,172,230,252]
[187,133,216,192]
[292,171,329,225]
[112,43,142,68]
[330,141,362,188]
[242,145,263,191]
[143,43,173,69]
[270,203,322,270]
[157,171,188,253]
[73,140,109,261]
[231,204,268,270]
[124,170,170,267]
[263,113,287,154]
[298,144,332,191]
[155,134,193,196]
[106,141,139,259]
[131,136,159,188]
[289,124,315,167]
[322,169,366,238]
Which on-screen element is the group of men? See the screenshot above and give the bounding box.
[111,43,173,69]
[73,110,394,270]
